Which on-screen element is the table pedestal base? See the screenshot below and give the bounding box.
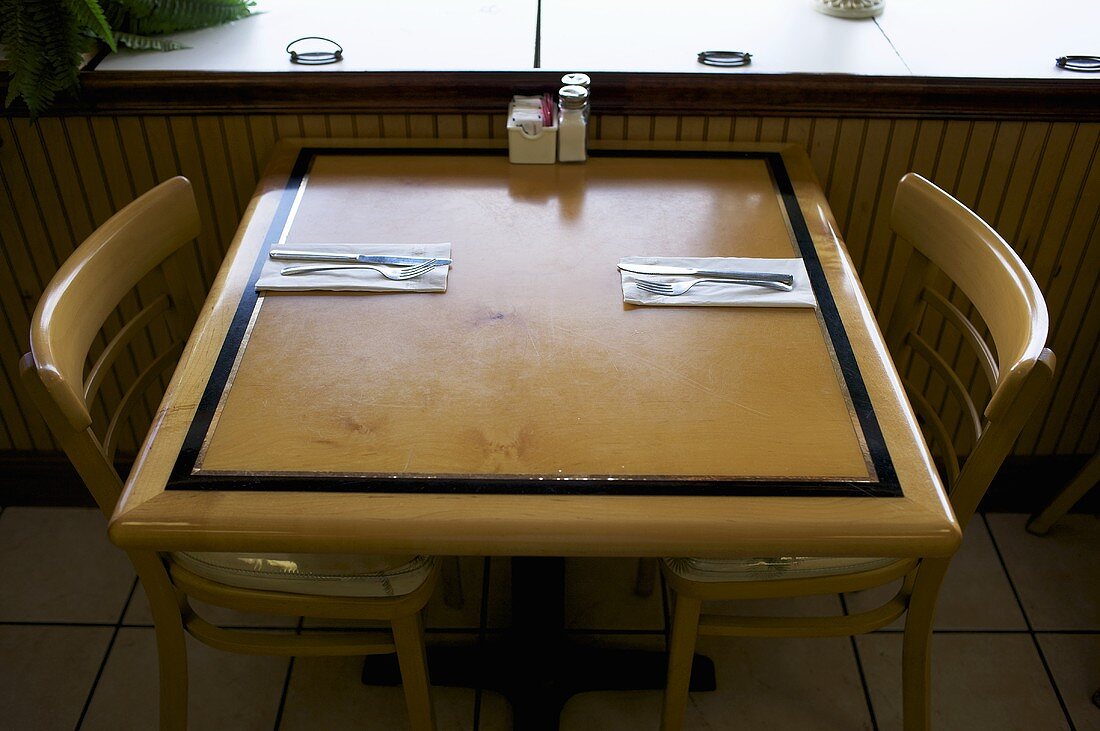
[363,643,715,729]
[362,557,715,729]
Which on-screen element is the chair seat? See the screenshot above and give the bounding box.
[172,552,435,598]
[663,555,898,582]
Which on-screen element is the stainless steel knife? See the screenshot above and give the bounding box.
[269,249,451,267]
[618,262,794,287]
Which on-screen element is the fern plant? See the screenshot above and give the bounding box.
[1,0,254,117]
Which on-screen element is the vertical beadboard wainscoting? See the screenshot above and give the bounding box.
[1,114,1096,468]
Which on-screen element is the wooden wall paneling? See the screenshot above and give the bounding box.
[191,116,245,236]
[326,115,357,139]
[379,114,408,138]
[860,120,919,314]
[731,117,760,143]
[678,116,706,143]
[782,118,814,160]
[407,115,437,139]
[0,206,36,451]
[836,119,894,296]
[822,118,866,239]
[2,119,77,450]
[490,114,508,140]
[246,116,279,182]
[352,114,382,139]
[1034,134,1100,453]
[220,116,262,213]
[595,115,627,141]
[272,115,303,141]
[142,115,217,339]
[625,115,651,142]
[461,114,493,140]
[1073,333,1100,454]
[702,115,731,143]
[163,117,218,283]
[872,119,930,331]
[652,116,679,142]
[436,114,465,140]
[1012,122,1086,452]
[0,147,39,449]
[1059,181,1100,454]
[299,115,332,139]
[1051,262,1100,453]
[757,117,787,143]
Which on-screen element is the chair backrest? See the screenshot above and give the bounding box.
[20,176,203,518]
[885,173,1055,531]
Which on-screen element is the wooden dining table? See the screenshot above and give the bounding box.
[109,139,960,726]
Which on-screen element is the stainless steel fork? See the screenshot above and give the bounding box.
[635,276,794,296]
[280,259,440,280]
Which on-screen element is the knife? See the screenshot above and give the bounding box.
[269,249,451,267]
[618,263,794,287]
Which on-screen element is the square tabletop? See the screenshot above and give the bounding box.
[109,140,959,559]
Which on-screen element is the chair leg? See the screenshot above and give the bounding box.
[901,559,949,731]
[153,612,190,731]
[130,552,189,731]
[391,611,436,731]
[661,593,702,731]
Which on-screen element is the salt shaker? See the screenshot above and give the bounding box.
[557,84,590,163]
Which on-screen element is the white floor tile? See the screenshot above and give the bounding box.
[986,513,1100,630]
[846,517,1026,630]
[280,653,479,730]
[0,507,134,622]
[0,625,113,731]
[561,633,873,730]
[1037,633,1100,731]
[81,627,289,730]
[857,633,1069,730]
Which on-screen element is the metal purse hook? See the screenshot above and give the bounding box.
[1056,55,1100,72]
[697,50,752,68]
[286,36,343,65]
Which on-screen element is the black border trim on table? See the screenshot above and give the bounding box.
[167,147,901,498]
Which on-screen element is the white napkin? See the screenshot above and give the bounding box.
[255,243,451,293]
[620,256,816,308]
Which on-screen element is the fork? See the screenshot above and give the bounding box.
[635,276,794,296]
[280,259,439,280]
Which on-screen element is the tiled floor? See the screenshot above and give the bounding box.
[1,506,1097,730]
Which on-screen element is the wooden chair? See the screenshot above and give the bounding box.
[19,176,439,731]
[659,173,1055,731]
[1027,450,1099,535]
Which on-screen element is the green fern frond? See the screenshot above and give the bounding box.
[61,0,115,50]
[107,0,252,35]
[2,0,253,117]
[113,30,186,51]
[104,0,154,20]
[2,0,88,117]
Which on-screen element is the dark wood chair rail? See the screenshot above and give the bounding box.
[4,71,1098,120]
